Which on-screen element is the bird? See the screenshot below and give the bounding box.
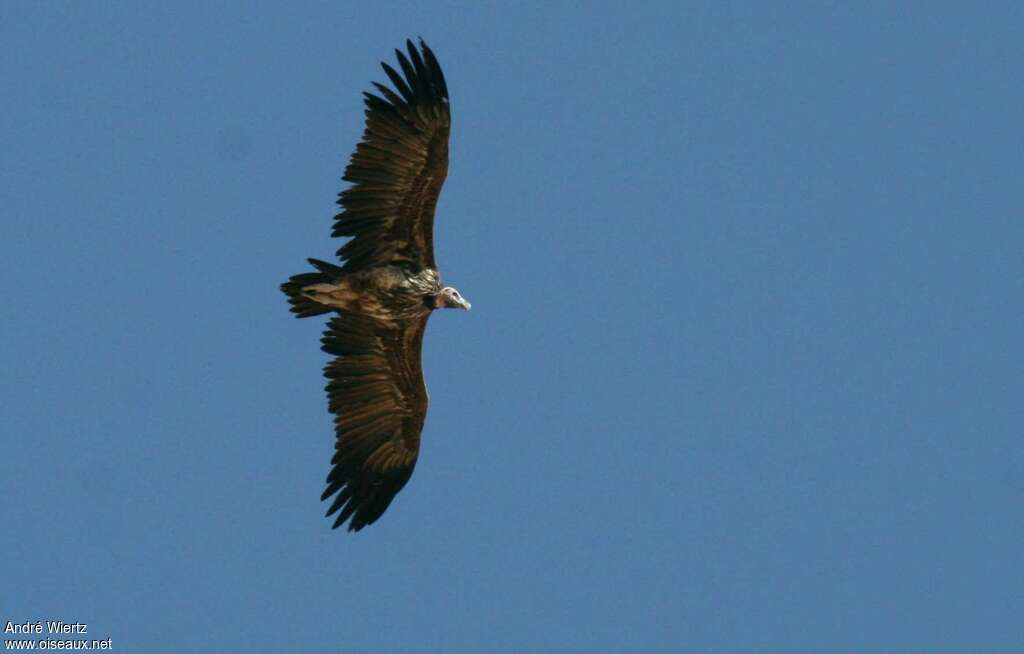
[280,39,468,532]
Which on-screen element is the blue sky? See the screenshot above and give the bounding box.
[2,2,1021,652]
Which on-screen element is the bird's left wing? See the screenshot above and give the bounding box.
[319,313,430,531]
[333,39,450,272]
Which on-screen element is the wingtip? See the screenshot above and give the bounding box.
[417,37,435,58]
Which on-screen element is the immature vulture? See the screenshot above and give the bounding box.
[281,39,468,532]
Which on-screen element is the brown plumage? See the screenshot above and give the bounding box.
[280,39,469,532]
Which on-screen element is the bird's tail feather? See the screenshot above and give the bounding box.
[281,259,344,318]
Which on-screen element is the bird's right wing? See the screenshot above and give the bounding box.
[319,313,430,531]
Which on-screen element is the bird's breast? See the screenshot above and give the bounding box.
[356,266,440,322]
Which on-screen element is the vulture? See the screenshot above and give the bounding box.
[281,39,468,532]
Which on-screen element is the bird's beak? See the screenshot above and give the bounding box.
[458,297,472,311]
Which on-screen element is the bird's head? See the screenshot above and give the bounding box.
[437,286,471,311]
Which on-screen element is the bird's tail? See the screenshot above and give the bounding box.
[280,258,344,318]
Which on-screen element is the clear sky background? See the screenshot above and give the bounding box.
[2,2,1021,652]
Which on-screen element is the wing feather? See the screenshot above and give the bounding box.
[380,62,416,104]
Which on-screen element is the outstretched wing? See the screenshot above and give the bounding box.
[319,313,430,531]
[333,39,450,272]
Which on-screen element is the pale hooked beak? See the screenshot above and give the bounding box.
[458,296,472,311]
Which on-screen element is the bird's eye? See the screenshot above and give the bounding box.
[453,291,460,298]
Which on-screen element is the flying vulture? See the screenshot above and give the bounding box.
[281,39,468,532]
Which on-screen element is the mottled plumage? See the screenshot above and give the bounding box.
[280,39,468,532]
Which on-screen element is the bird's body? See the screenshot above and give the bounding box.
[299,264,442,324]
[280,39,467,532]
